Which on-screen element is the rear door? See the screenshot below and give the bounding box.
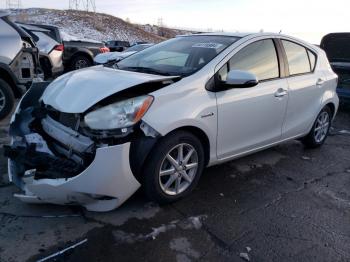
[216,38,289,159]
[279,39,323,139]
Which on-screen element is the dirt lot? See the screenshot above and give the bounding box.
[0,107,349,262]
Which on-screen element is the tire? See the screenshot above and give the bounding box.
[302,106,332,148]
[70,55,92,71]
[0,79,15,121]
[143,131,205,204]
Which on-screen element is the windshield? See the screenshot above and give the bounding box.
[117,35,239,76]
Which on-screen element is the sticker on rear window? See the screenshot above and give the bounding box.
[192,43,223,49]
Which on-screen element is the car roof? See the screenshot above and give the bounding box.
[183,32,253,38]
[179,32,317,51]
[180,32,297,38]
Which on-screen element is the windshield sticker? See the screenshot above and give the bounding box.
[192,43,223,49]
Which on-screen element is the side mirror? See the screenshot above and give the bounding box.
[225,70,259,88]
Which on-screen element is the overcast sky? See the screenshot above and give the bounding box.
[1,0,349,43]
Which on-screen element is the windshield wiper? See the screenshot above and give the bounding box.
[122,66,172,76]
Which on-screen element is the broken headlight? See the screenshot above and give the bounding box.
[84,95,153,130]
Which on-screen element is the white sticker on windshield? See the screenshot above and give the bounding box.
[192,43,223,49]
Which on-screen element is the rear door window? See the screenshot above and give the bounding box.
[282,40,312,75]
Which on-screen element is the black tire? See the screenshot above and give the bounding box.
[302,106,332,148]
[143,130,205,204]
[70,55,92,71]
[0,79,15,120]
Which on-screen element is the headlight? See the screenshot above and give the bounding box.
[84,95,154,130]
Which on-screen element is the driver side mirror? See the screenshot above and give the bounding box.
[225,70,259,88]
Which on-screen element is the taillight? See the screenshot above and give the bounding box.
[54,44,64,52]
[100,46,110,53]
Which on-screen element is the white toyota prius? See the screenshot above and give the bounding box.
[5,33,339,211]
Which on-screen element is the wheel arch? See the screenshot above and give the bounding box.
[164,125,211,167]
[130,125,211,181]
[325,102,336,119]
[70,51,93,65]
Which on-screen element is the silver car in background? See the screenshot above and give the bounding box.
[5,33,338,211]
[17,23,64,79]
[94,43,153,65]
[0,11,39,120]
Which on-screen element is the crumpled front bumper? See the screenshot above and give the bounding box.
[6,84,141,212]
[8,143,141,212]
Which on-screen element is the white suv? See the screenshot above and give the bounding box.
[5,33,338,211]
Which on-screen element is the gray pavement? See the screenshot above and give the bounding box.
[0,107,349,262]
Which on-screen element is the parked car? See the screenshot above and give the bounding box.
[5,33,338,212]
[94,43,154,65]
[0,11,40,120]
[63,37,110,70]
[17,23,64,79]
[106,40,130,52]
[320,33,350,103]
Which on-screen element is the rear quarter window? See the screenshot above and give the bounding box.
[282,40,313,75]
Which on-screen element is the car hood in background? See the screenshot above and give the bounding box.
[321,33,350,63]
[94,51,136,64]
[41,66,176,113]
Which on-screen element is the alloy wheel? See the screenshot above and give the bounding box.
[314,111,330,143]
[0,88,5,113]
[159,143,198,196]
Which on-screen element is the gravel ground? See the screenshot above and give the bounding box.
[0,106,349,262]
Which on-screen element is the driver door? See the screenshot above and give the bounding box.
[216,39,289,159]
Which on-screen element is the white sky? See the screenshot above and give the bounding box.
[1,0,349,43]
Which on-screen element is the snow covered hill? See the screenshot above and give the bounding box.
[11,8,190,44]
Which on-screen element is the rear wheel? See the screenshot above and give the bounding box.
[143,131,205,204]
[71,55,92,70]
[0,79,15,120]
[302,106,332,148]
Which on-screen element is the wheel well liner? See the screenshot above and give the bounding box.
[325,102,336,118]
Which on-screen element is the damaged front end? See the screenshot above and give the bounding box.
[4,81,164,212]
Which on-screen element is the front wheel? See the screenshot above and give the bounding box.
[302,106,332,148]
[0,79,15,120]
[143,131,205,204]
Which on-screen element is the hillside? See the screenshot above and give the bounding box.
[10,8,189,44]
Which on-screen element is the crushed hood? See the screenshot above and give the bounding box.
[94,51,136,64]
[41,66,176,113]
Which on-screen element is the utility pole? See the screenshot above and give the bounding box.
[69,0,96,12]
[157,17,165,37]
[6,0,21,9]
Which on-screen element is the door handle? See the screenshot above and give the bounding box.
[274,88,288,98]
[316,78,325,86]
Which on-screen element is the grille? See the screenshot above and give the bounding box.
[47,110,80,131]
